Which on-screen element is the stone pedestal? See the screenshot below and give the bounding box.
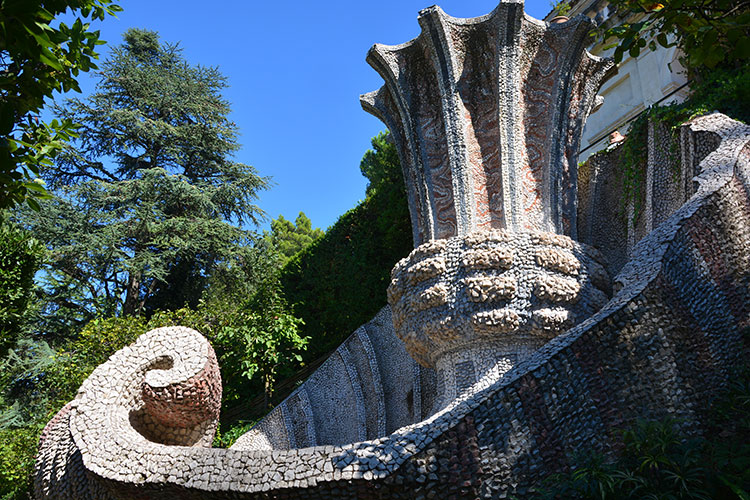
[362,1,617,415]
[388,230,610,412]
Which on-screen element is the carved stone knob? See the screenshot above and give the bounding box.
[388,230,610,411]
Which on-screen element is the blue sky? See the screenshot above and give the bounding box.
[64,0,551,232]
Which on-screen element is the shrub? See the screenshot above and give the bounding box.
[213,419,258,448]
[0,220,43,353]
[0,425,42,500]
[600,0,750,72]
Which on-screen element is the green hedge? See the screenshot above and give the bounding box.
[279,134,413,358]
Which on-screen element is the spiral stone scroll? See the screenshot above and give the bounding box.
[34,327,222,499]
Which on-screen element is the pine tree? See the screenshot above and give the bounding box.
[21,29,269,331]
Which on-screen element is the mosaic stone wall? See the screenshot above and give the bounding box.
[577,143,630,276]
[230,308,436,451]
[33,113,750,499]
[577,115,731,280]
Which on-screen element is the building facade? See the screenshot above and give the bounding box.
[545,0,690,159]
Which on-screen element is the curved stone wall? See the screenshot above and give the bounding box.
[230,308,437,451]
[33,113,750,499]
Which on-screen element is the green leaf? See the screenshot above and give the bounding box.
[0,105,16,135]
[735,36,750,59]
[37,48,64,71]
[24,181,48,194]
[718,476,750,500]
[613,47,624,64]
[702,28,719,48]
[26,197,41,211]
[36,8,55,22]
[23,24,54,48]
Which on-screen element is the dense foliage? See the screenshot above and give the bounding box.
[0,0,121,209]
[16,28,269,335]
[263,212,324,267]
[218,278,307,408]
[0,219,42,353]
[279,132,412,358]
[600,0,750,72]
[0,425,41,500]
[0,25,284,498]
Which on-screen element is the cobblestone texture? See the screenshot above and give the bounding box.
[32,0,750,496]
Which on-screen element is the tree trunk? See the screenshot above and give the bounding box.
[123,270,141,316]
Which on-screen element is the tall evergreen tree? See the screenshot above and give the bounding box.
[21,29,269,331]
[0,217,43,352]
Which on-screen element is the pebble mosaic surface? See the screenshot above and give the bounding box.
[33,113,750,500]
[387,229,610,412]
[32,0,750,496]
